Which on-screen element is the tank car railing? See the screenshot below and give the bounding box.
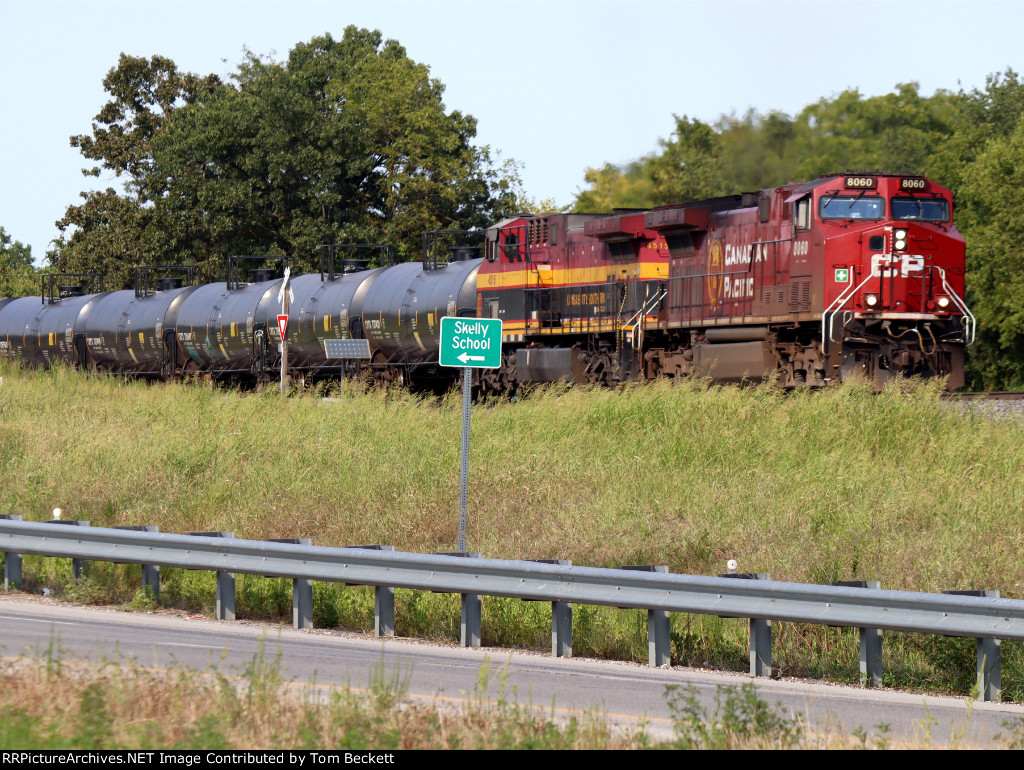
[320,244,394,281]
[0,518,1017,702]
[41,273,104,304]
[225,255,291,291]
[422,230,486,271]
[134,266,198,299]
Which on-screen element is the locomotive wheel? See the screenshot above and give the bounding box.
[480,351,517,394]
[571,344,614,385]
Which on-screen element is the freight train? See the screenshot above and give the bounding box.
[0,172,974,390]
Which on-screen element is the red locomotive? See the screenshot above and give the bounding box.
[479,172,972,390]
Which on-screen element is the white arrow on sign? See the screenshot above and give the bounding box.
[457,353,485,364]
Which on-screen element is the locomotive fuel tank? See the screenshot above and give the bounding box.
[262,268,384,370]
[0,292,110,367]
[174,279,281,372]
[359,258,482,361]
[82,284,201,374]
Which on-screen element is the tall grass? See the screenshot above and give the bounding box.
[2,361,1023,694]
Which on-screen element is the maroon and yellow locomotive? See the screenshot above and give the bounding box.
[479,172,972,389]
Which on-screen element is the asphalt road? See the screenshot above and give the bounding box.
[2,596,1022,748]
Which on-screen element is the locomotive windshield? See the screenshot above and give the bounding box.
[818,195,883,220]
[891,197,950,222]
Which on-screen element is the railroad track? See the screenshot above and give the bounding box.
[941,390,1024,400]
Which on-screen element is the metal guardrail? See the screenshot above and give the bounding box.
[0,517,1016,701]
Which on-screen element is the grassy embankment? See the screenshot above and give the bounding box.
[1,360,1023,698]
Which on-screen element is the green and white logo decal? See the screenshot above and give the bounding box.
[834,268,850,283]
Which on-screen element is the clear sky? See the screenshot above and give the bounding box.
[2,0,1023,263]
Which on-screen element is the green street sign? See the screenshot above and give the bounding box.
[439,317,502,369]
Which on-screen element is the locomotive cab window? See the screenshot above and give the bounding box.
[819,195,883,220]
[891,197,949,222]
[794,197,811,230]
[502,233,523,263]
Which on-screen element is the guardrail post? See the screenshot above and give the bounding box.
[268,538,313,629]
[531,559,573,658]
[435,552,482,648]
[46,519,90,579]
[720,572,771,677]
[978,636,1001,702]
[115,526,161,601]
[832,580,883,687]
[376,584,396,638]
[344,545,396,637]
[945,589,1002,701]
[620,565,671,667]
[189,532,235,621]
[1,515,23,590]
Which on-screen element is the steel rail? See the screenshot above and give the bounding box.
[2,520,1022,641]
[942,390,1024,401]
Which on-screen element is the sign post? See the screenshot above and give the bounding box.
[439,317,502,552]
[323,338,372,399]
[276,268,294,396]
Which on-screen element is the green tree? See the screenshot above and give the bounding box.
[648,115,729,203]
[792,83,959,181]
[572,85,958,212]
[714,109,797,191]
[0,226,38,297]
[56,29,518,285]
[956,114,1024,388]
[572,116,729,213]
[54,54,222,286]
[573,160,657,212]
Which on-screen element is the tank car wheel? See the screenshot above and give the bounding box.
[182,359,213,385]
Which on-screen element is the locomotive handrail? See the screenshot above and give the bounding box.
[625,287,666,347]
[934,265,976,345]
[822,262,977,353]
[821,271,874,353]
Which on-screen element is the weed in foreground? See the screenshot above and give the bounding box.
[367,649,412,709]
[664,681,804,749]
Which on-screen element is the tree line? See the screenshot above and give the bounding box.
[3,28,1021,387]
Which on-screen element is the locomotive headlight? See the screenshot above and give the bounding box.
[894,229,908,251]
[865,293,879,308]
[937,296,951,309]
